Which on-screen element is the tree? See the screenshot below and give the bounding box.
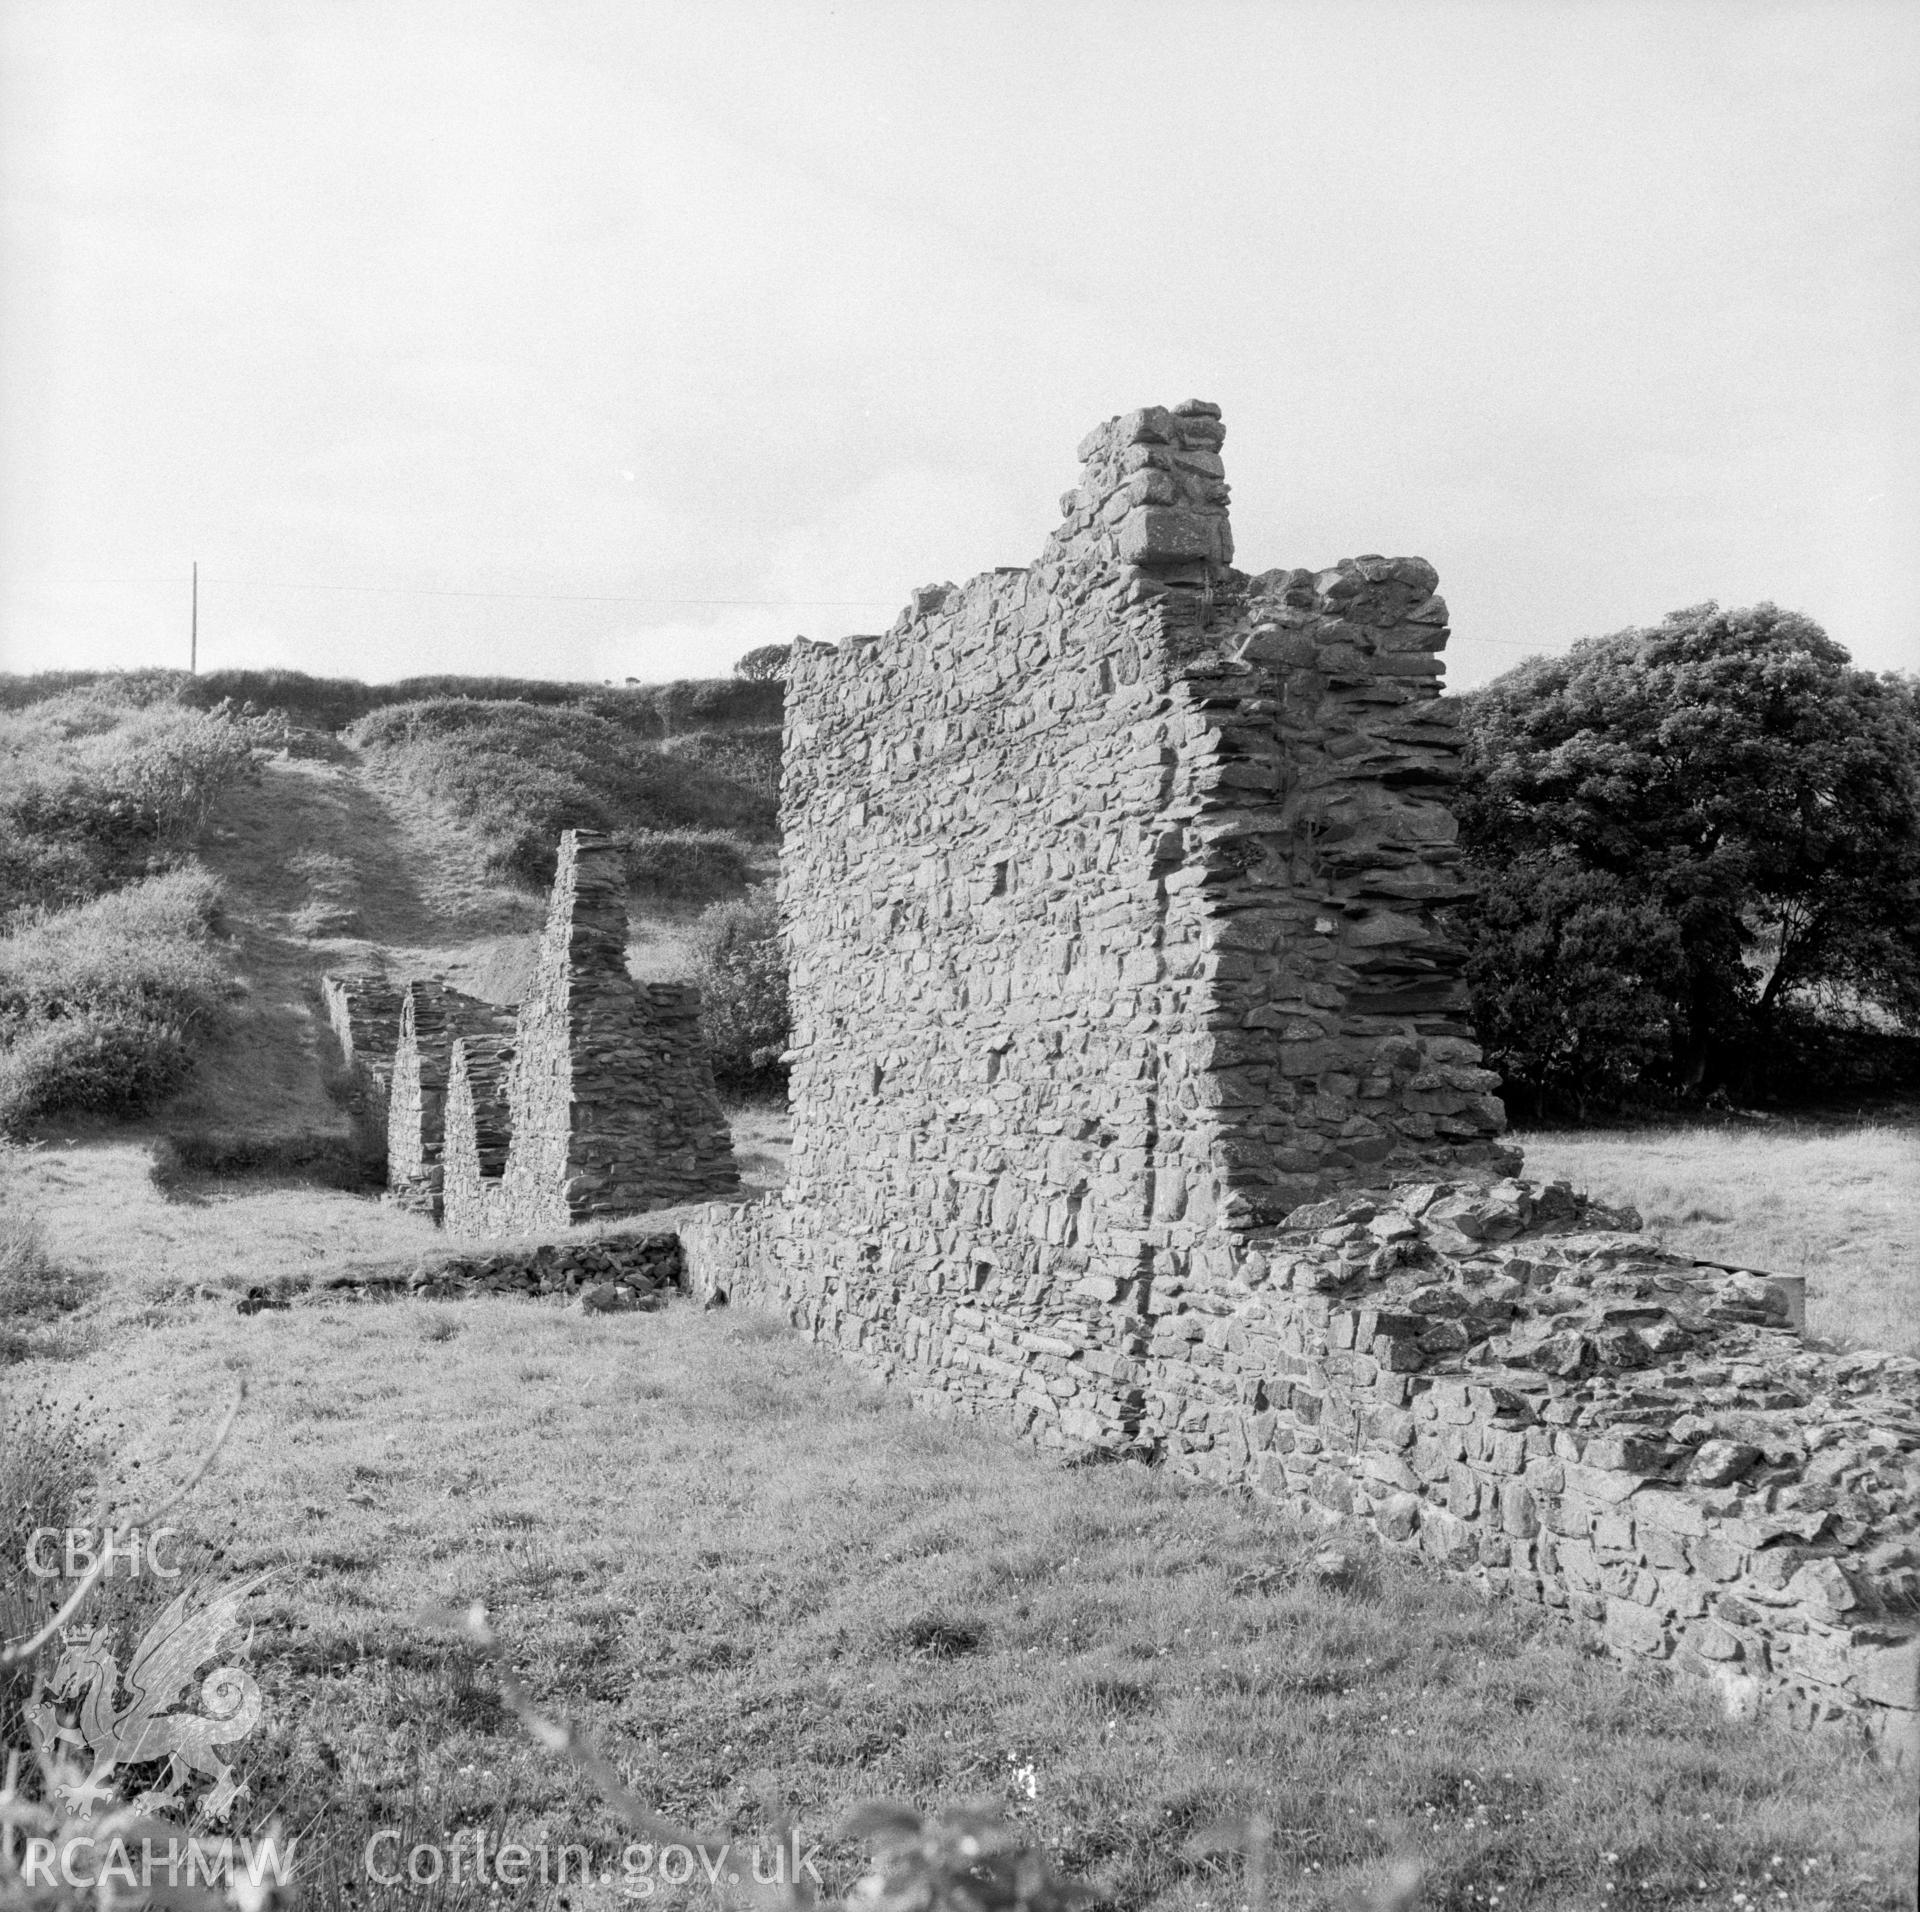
[689,888,788,1091]
[1453,602,1920,1114]
[732,643,792,683]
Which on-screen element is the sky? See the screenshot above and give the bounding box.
[0,0,1914,692]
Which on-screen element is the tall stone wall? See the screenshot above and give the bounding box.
[682,399,1919,1751]
[764,399,1511,1441]
[387,980,516,1218]
[441,829,740,1236]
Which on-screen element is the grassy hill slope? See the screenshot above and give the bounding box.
[0,668,783,1172]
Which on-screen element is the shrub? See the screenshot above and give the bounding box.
[352,698,779,889]
[689,888,789,1091]
[622,830,753,904]
[0,1010,195,1131]
[733,642,792,683]
[630,675,783,735]
[0,827,108,925]
[0,871,227,1132]
[0,697,264,894]
[81,705,265,836]
[0,670,187,717]
[0,868,226,1030]
[660,725,783,802]
[2,665,785,738]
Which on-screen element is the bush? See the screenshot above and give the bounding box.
[0,871,227,1132]
[0,827,109,925]
[660,725,783,802]
[689,889,789,1091]
[0,696,265,906]
[352,698,779,889]
[0,669,187,715]
[733,643,792,683]
[622,830,753,904]
[3,665,786,738]
[0,1010,195,1131]
[629,675,783,735]
[0,868,226,1030]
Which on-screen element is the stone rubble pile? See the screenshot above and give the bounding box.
[404,1229,683,1304]
[681,398,1920,1756]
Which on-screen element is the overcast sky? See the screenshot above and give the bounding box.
[1,0,1914,692]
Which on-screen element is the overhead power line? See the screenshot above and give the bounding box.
[6,574,899,609]
[4,572,1566,647]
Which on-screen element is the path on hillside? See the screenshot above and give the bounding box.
[155,746,546,1152]
[22,740,781,1237]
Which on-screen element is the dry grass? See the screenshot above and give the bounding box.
[10,1286,1908,1912]
[1513,1122,1920,1356]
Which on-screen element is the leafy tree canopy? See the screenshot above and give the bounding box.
[732,643,792,683]
[1455,601,1920,1114]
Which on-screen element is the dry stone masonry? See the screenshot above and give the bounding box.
[259,1230,685,1309]
[320,830,738,1236]
[403,1229,684,1306]
[441,829,740,1236]
[386,979,516,1218]
[320,969,405,1105]
[683,399,1920,1754]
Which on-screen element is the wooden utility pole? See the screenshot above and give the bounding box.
[190,561,198,673]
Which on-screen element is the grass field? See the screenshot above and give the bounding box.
[6,1279,1912,1912]
[1514,1122,1920,1357]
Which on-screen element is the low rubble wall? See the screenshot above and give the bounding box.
[682,1178,1920,1757]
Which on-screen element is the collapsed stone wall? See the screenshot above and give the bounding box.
[320,969,405,1100]
[403,1228,683,1303]
[319,969,405,1169]
[442,829,740,1236]
[683,1177,1919,1750]
[387,980,516,1218]
[268,1229,684,1306]
[682,398,1920,1751]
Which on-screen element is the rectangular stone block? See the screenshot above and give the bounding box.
[1118,507,1220,565]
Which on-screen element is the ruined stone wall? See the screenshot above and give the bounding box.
[441,829,740,1236]
[766,400,1510,1452]
[682,399,1919,1749]
[683,1179,1919,1752]
[387,980,515,1218]
[320,969,404,1097]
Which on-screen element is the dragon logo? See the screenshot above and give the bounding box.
[23,1572,268,1822]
